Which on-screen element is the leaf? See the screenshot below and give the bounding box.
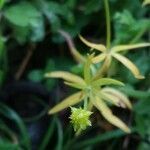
[45,71,86,85]
[4,2,41,27]
[112,53,144,79]
[49,92,84,114]
[101,87,132,109]
[111,43,150,52]
[0,103,31,149]
[75,129,126,148]
[39,117,56,150]
[92,53,106,63]
[0,0,5,9]
[92,78,124,87]
[91,96,131,133]
[79,35,106,52]
[28,70,43,82]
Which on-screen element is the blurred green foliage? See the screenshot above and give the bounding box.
[0,0,150,149]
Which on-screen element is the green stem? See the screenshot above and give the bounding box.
[104,0,111,49]
[84,96,88,110]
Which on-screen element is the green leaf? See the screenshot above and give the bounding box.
[28,70,44,82]
[0,0,5,9]
[0,103,31,149]
[75,130,126,148]
[39,117,56,150]
[4,2,41,27]
[0,140,20,150]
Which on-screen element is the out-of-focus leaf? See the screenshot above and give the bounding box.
[4,2,41,27]
[0,0,5,9]
[0,36,5,57]
[113,10,150,44]
[55,118,63,150]
[4,2,44,43]
[28,70,43,82]
[0,103,31,149]
[84,0,102,14]
[0,140,20,150]
[39,117,56,150]
[75,129,126,148]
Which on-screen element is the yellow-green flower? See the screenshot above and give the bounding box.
[70,107,92,133]
[79,36,150,79]
[45,55,132,133]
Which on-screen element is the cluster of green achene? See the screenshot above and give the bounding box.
[45,0,150,135]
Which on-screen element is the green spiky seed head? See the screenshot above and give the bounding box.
[70,107,92,133]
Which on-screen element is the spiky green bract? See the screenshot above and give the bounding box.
[70,107,92,133]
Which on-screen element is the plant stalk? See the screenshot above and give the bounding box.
[104,0,111,49]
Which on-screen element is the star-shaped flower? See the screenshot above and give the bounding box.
[45,55,132,133]
[79,36,150,79]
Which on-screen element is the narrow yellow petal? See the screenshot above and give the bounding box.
[45,71,86,85]
[49,92,84,114]
[58,30,85,63]
[101,87,132,109]
[92,53,106,63]
[91,96,131,133]
[79,35,107,52]
[84,55,92,83]
[111,43,150,52]
[92,78,124,87]
[99,91,122,107]
[64,81,86,89]
[112,53,145,79]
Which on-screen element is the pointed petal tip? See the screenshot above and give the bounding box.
[125,127,131,134]
[48,110,53,115]
[135,75,145,79]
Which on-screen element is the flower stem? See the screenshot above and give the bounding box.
[84,96,88,110]
[104,0,111,49]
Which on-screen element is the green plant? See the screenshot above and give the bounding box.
[45,0,150,135]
